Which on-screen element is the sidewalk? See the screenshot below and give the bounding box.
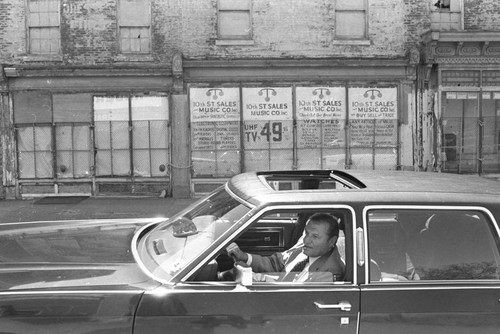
[0,196,197,223]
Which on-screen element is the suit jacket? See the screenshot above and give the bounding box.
[250,246,345,282]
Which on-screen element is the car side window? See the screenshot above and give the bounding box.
[247,209,352,284]
[209,209,354,285]
[367,209,500,282]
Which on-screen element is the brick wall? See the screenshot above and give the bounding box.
[61,0,117,64]
[464,0,500,30]
[0,1,25,64]
[0,0,440,66]
[2,0,500,66]
[404,0,431,51]
[173,0,430,59]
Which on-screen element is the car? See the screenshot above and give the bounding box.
[1,169,500,333]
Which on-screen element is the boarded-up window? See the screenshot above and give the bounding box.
[28,0,60,54]
[94,96,170,177]
[218,0,252,40]
[17,126,53,179]
[335,0,367,40]
[53,94,93,178]
[13,91,52,124]
[94,97,130,176]
[55,125,92,178]
[131,96,169,177]
[53,94,92,123]
[119,0,151,53]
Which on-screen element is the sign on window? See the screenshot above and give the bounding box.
[242,87,293,171]
[190,88,241,177]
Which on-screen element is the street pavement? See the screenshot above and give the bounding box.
[0,196,197,223]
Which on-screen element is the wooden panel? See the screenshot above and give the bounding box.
[13,91,52,124]
[53,93,92,123]
[119,0,150,26]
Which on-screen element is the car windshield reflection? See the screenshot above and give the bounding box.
[135,187,251,283]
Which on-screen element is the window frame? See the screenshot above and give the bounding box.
[117,0,152,54]
[334,0,368,41]
[182,204,357,286]
[26,0,61,55]
[16,124,54,179]
[93,95,170,178]
[55,123,93,179]
[216,0,253,45]
[363,205,500,284]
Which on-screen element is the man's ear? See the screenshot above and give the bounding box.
[329,235,338,248]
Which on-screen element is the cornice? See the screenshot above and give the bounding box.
[3,65,172,78]
[184,58,410,69]
[422,30,500,65]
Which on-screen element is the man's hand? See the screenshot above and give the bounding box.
[226,242,249,262]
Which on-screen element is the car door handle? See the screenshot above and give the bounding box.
[313,301,352,312]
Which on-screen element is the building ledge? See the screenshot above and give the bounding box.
[3,65,171,78]
[215,39,255,46]
[22,54,63,62]
[422,30,500,64]
[423,30,500,43]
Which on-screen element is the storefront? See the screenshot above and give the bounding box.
[1,56,418,198]
[184,58,417,194]
[2,66,174,198]
[423,31,500,174]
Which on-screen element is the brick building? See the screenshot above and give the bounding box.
[0,0,499,199]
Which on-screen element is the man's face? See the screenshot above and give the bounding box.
[302,220,337,258]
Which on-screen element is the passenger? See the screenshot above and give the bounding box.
[226,213,345,282]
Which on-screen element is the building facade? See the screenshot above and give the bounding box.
[0,0,499,199]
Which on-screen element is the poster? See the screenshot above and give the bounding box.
[191,121,240,150]
[190,87,240,150]
[295,86,346,148]
[242,87,293,149]
[348,87,398,147]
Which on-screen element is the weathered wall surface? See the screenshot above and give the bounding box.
[1,0,433,65]
[464,0,500,30]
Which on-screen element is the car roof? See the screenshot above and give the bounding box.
[227,170,500,208]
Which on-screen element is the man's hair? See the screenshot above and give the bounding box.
[307,213,339,238]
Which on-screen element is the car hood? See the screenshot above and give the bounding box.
[0,218,166,291]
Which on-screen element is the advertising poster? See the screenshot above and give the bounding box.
[348,87,398,147]
[242,87,293,149]
[190,87,241,150]
[295,86,346,148]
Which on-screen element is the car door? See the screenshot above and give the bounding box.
[359,206,500,334]
[135,283,360,334]
[134,206,360,334]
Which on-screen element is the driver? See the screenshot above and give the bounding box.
[226,213,344,282]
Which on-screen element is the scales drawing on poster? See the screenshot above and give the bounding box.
[349,88,397,119]
[349,87,398,147]
[296,86,346,148]
[190,87,241,150]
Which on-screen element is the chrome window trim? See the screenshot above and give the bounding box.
[362,205,500,284]
[154,284,360,294]
[0,290,144,295]
[181,204,358,286]
[362,285,500,291]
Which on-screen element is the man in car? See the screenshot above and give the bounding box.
[226,213,345,282]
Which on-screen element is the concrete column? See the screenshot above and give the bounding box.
[170,94,191,198]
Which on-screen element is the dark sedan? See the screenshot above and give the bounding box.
[1,170,500,333]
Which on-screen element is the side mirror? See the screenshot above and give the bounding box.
[172,217,198,237]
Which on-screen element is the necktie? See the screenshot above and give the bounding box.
[289,257,309,273]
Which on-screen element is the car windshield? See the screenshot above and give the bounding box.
[135,186,251,283]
